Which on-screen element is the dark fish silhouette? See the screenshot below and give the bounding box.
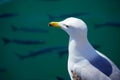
[15,46,67,60]
[0,0,11,5]
[11,25,49,33]
[0,13,18,18]
[58,49,68,58]
[56,76,65,80]
[48,12,90,21]
[56,76,71,80]
[0,68,7,72]
[92,44,100,49]
[2,37,45,45]
[58,44,101,58]
[95,22,120,28]
[0,64,7,72]
[15,44,100,60]
[36,0,60,2]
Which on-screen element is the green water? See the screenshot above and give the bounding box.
[0,0,120,80]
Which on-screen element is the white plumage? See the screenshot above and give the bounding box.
[49,17,120,80]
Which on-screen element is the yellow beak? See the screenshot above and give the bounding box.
[48,22,61,28]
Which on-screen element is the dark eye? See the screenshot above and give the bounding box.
[63,24,69,28]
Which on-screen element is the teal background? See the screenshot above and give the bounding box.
[0,0,120,80]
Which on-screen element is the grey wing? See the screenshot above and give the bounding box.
[96,50,120,80]
[72,59,111,80]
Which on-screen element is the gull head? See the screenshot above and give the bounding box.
[49,17,88,39]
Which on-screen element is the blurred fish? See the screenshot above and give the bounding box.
[15,44,100,60]
[56,76,71,80]
[48,12,90,21]
[11,25,49,33]
[95,21,120,28]
[58,49,68,58]
[56,76,65,80]
[0,64,7,72]
[36,0,60,2]
[0,13,18,18]
[0,68,7,72]
[0,0,11,5]
[2,37,45,45]
[92,44,100,49]
[15,46,67,60]
[58,44,101,58]
[23,78,40,80]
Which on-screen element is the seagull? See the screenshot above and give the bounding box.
[49,17,120,80]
